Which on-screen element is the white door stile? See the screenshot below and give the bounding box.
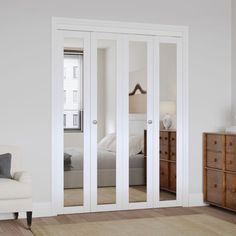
[176,37,184,206]
[153,36,160,206]
[90,33,98,211]
[146,37,155,208]
[52,30,64,214]
[121,34,130,209]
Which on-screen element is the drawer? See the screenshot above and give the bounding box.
[170,146,176,161]
[206,169,223,205]
[169,163,176,192]
[226,136,236,153]
[226,153,236,172]
[160,145,169,160]
[206,151,223,170]
[207,134,224,152]
[160,131,169,146]
[170,132,176,146]
[226,173,236,210]
[160,161,169,189]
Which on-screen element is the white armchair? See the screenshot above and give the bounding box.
[0,146,32,228]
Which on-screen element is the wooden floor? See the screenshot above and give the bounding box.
[0,206,235,236]
[64,187,176,206]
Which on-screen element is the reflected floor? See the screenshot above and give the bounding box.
[64,186,176,207]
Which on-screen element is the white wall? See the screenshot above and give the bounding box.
[232,0,236,124]
[0,0,231,212]
[160,44,177,102]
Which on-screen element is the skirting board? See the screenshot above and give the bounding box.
[188,193,208,207]
[0,196,207,220]
[0,202,54,220]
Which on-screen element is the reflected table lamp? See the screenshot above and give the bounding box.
[160,101,176,130]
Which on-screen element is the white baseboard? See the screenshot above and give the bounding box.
[188,193,208,207]
[0,201,55,221]
[0,195,209,221]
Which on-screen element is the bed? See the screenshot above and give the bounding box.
[64,147,145,189]
[64,114,147,189]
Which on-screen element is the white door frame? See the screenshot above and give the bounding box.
[52,18,189,215]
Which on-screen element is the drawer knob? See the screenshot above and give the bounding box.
[160,151,162,154]
[228,188,236,193]
[214,184,217,188]
[214,141,217,145]
[165,137,168,140]
[229,160,233,165]
[172,152,175,155]
[172,138,175,141]
[165,152,168,155]
[229,142,233,146]
[214,158,217,162]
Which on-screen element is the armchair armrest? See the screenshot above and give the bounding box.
[13,171,32,184]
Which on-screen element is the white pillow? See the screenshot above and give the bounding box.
[129,135,144,156]
[98,133,116,150]
[98,133,144,156]
[109,135,143,156]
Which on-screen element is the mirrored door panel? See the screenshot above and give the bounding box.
[128,41,148,203]
[96,39,117,205]
[159,42,177,201]
[63,37,85,207]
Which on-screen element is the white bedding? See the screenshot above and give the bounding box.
[65,147,144,171]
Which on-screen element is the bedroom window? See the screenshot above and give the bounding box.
[73,90,78,103]
[73,114,78,126]
[63,50,83,132]
[64,90,66,104]
[64,114,66,127]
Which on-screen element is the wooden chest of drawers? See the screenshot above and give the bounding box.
[203,133,236,212]
[160,130,176,193]
[144,130,176,193]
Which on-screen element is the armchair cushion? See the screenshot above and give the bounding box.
[0,171,32,200]
[0,153,12,178]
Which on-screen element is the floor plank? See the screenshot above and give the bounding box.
[0,206,235,236]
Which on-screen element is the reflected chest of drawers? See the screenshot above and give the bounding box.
[159,130,176,193]
[203,133,236,211]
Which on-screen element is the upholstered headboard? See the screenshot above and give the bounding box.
[129,113,147,135]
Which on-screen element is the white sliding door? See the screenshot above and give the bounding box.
[53,30,91,214]
[153,37,183,208]
[124,35,154,209]
[90,33,124,211]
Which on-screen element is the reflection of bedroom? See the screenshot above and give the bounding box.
[63,41,177,207]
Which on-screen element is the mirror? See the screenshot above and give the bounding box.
[159,43,177,201]
[129,41,147,203]
[63,38,84,207]
[97,39,117,205]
